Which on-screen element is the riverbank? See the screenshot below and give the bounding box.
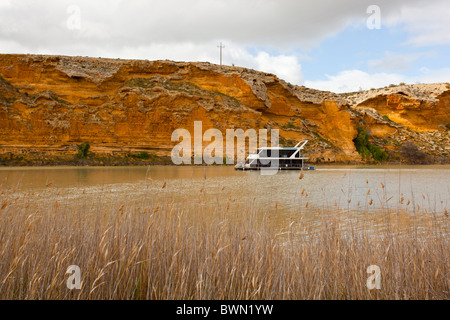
[0,153,174,167]
[1,148,449,167]
[1,157,448,167]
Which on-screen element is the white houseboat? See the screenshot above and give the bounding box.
[234,140,314,171]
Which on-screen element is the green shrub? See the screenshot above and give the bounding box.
[77,142,90,159]
[139,151,150,159]
[368,144,389,162]
[131,151,151,159]
[283,122,296,129]
[353,126,388,162]
[353,126,370,156]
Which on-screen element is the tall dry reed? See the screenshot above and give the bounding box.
[0,178,448,300]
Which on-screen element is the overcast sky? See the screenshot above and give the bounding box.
[1,0,449,92]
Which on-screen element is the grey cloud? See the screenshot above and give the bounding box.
[0,0,427,54]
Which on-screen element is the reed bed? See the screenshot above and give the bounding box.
[0,178,448,300]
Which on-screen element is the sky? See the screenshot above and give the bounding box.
[0,0,449,92]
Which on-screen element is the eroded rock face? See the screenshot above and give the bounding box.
[347,83,450,131]
[0,54,449,163]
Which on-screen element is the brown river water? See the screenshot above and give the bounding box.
[0,165,448,234]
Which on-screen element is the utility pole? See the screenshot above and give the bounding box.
[217,42,225,66]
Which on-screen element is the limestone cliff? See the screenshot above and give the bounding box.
[0,54,449,164]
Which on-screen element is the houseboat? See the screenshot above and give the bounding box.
[234,140,315,171]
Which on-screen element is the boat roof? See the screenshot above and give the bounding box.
[257,140,308,150]
[255,157,309,160]
[257,147,302,150]
[254,140,309,151]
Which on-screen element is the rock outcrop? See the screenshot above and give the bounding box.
[0,54,449,164]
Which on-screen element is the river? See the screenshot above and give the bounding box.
[1,165,448,234]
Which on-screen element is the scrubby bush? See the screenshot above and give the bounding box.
[77,142,90,159]
[353,126,371,160]
[368,144,389,162]
[138,151,150,159]
[400,142,428,164]
[129,151,155,160]
[353,126,389,162]
[382,115,391,122]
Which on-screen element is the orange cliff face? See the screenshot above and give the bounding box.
[351,85,450,132]
[0,54,449,164]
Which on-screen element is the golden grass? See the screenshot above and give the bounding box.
[0,180,448,300]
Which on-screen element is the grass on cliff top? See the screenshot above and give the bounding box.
[0,177,448,300]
